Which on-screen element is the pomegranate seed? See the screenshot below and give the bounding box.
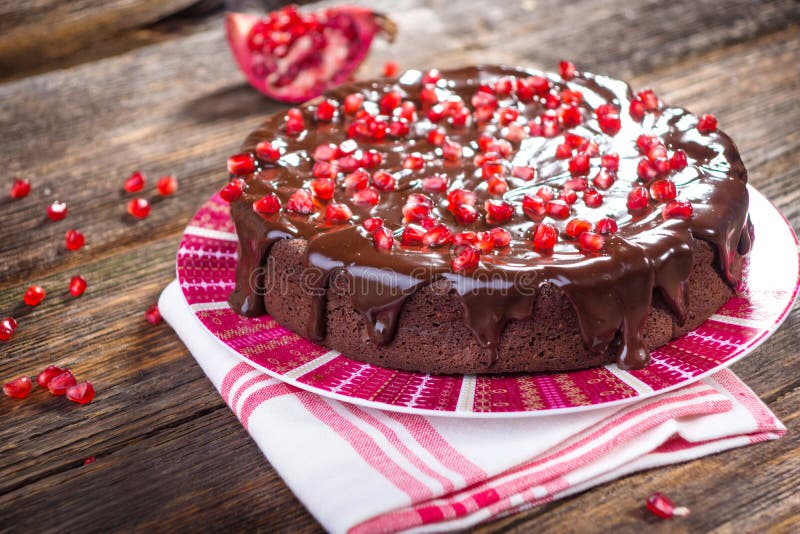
[372,171,396,191]
[227,153,256,175]
[286,189,314,214]
[285,108,305,135]
[69,275,87,297]
[253,193,281,215]
[451,246,480,273]
[442,139,462,161]
[471,90,498,109]
[696,114,718,134]
[401,225,425,246]
[310,178,335,200]
[498,107,520,125]
[490,227,512,247]
[420,85,439,107]
[325,203,352,224]
[648,143,668,162]
[494,76,514,96]
[511,166,535,180]
[360,150,383,169]
[372,227,394,251]
[533,223,558,251]
[344,169,369,190]
[601,153,620,172]
[256,140,282,162]
[0,317,17,341]
[383,60,399,77]
[583,188,604,208]
[645,492,690,519]
[565,218,592,239]
[637,158,659,181]
[598,112,621,135]
[669,149,688,170]
[534,186,553,202]
[315,99,337,122]
[579,231,604,252]
[123,171,145,193]
[422,174,449,193]
[47,201,68,221]
[546,200,570,219]
[562,89,583,105]
[555,143,573,159]
[650,179,677,201]
[66,382,95,405]
[338,139,357,155]
[580,141,599,157]
[23,285,46,306]
[344,93,364,114]
[485,199,514,223]
[37,365,65,387]
[399,102,417,122]
[452,203,479,225]
[487,176,508,195]
[592,169,615,190]
[482,161,505,179]
[476,232,496,253]
[403,195,432,221]
[428,104,447,122]
[561,189,578,204]
[156,175,178,196]
[312,161,337,179]
[559,60,576,80]
[627,186,650,212]
[454,231,478,247]
[663,200,693,218]
[9,178,31,199]
[638,89,660,110]
[219,179,245,202]
[48,370,77,395]
[403,154,425,171]
[144,304,162,325]
[422,69,441,85]
[568,154,590,176]
[563,177,588,191]
[559,105,582,127]
[352,188,380,206]
[595,217,618,234]
[422,224,452,247]
[636,134,658,153]
[522,194,546,219]
[379,91,403,114]
[427,128,445,146]
[629,98,646,121]
[127,198,151,219]
[65,229,85,251]
[448,188,476,206]
[83,457,97,466]
[362,217,383,232]
[3,377,32,399]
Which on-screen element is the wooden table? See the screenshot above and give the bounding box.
[2,1,799,531]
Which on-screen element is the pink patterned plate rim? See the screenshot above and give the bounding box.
[176,186,799,418]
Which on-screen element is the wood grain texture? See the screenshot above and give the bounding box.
[1,0,799,532]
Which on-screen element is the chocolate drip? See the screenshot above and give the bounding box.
[228,65,751,370]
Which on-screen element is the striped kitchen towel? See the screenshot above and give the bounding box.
[159,280,784,533]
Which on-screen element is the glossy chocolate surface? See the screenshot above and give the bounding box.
[228,65,751,370]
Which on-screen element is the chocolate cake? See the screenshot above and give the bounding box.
[221,64,752,374]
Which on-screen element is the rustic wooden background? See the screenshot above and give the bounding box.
[1,0,799,531]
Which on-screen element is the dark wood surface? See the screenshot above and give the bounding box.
[1,1,799,532]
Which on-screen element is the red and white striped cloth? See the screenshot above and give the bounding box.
[160,280,784,533]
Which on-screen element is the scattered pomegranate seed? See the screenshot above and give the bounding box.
[219,179,245,203]
[0,317,17,341]
[47,201,68,221]
[37,365,65,387]
[144,304,162,325]
[637,158,659,181]
[256,140,282,161]
[559,60,576,80]
[600,153,620,172]
[487,176,508,195]
[325,203,352,224]
[65,229,85,251]
[522,194,546,219]
[422,69,441,85]
[343,169,369,190]
[285,108,305,135]
[451,246,480,273]
[127,198,151,219]
[627,186,650,212]
[563,177,588,191]
[344,93,364,114]
[156,175,178,196]
[372,171,396,191]
[647,143,668,162]
[559,105,582,128]
[312,160,337,179]
[592,169,615,190]
[253,194,281,216]
[636,134,658,153]
[452,203,480,225]
[511,166,535,180]
[372,227,394,251]
[485,199,514,223]
[442,139,462,161]
[650,179,677,201]
[422,174,449,193]
[66,382,95,405]
[536,185,555,201]
[360,149,384,169]
[579,231,604,252]
[583,188,604,208]
[3,377,32,399]
[489,227,512,247]
[309,178,334,200]
[383,60,399,77]
[596,104,621,135]
[595,217,618,234]
[403,154,425,171]
[123,171,145,193]
[9,178,31,199]
[48,370,77,395]
[697,114,718,134]
[645,492,690,519]
[362,217,383,232]
[422,224,453,247]
[379,91,403,114]
[565,218,592,239]
[83,457,97,466]
[560,189,578,204]
[629,98,646,121]
[388,119,409,138]
[555,143,572,159]
[638,89,659,110]
[400,225,425,246]
[662,200,693,219]
[23,285,46,306]
[315,99,337,122]
[482,161,505,179]
[568,154,590,176]
[286,189,314,214]
[227,153,256,175]
[352,187,380,206]
[669,150,688,171]
[533,223,558,251]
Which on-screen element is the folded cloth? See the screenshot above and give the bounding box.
[159,280,784,533]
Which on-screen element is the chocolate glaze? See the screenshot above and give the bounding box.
[227,65,751,370]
